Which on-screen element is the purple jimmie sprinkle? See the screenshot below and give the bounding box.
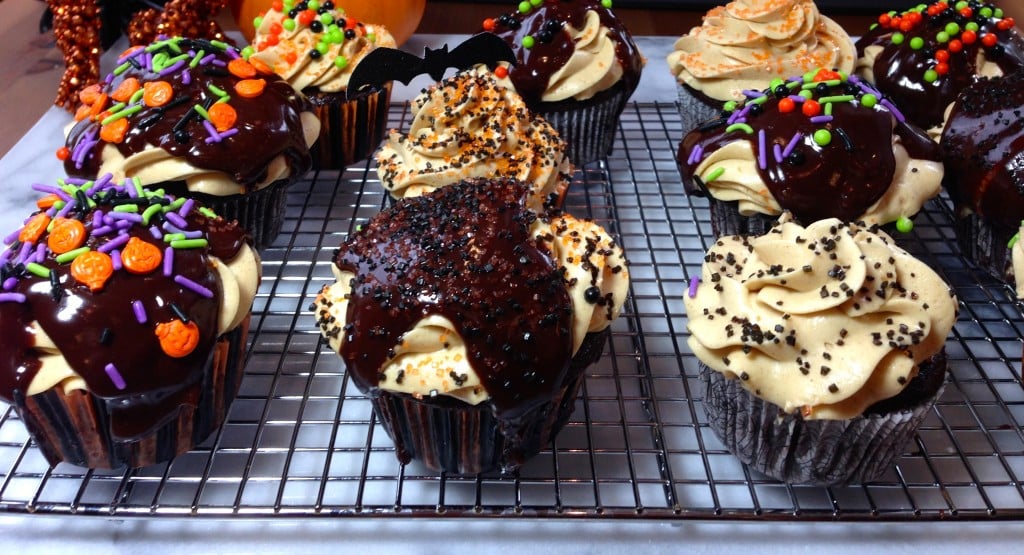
[55,200,76,219]
[773,143,784,164]
[757,129,767,170]
[0,293,26,303]
[174,275,213,298]
[202,120,222,143]
[164,211,189,229]
[65,177,87,186]
[788,95,806,103]
[223,47,240,60]
[810,115,834,124]
[107,212,143,223]
[880,99,905,123]
[111,249,123,271]
[92,225,114,236]
[150,225,163,239]
[181,68,191,85]
[742,89,764,98]
[104,363,127,390]
[16,241,33,264]
[688,276,700,298]
[782,132,803,159]
[159,59,187,77]
[94,173,114,191]
[31,243,47,264]
[163,246,174,277]
[4,227,22,245]
[178,199,195,217]
[98,233,130,253]
[0,248,11,266]
[210,58,226,67]
[31,183,70,198]
[132,300,148,324]
[3,277,17,291]
[200,53,216,65]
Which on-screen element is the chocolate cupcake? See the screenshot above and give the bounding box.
[856,1,1024,135]
[63,36,320,250]
[668,0,855,135]
[0,175,260,469]
[685,215,957,485]
[249,1,395,169]
[483,0,645,165]
[313,178,629,474]
[941,70,1024,283]
[677,67,943,238]
[376,70,573,211]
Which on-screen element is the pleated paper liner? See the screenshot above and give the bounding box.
[306,83,392,170]
[163,180,290,251]
[536,82,631,166]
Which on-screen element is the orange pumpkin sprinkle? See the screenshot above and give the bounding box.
[121,237,163,274]
[47,218,87,254]
[100,118,130,144]
[248,56,274,76]
[19,213,51,244]
[78,83,103,106]
[143,81,174,107]
[155,319,200,358]
[208,102,237,132]
[70,251,114,292]
[111,77,141,103]
[228,58,257,79]
[235,78,267,98]
[36,194,62,210]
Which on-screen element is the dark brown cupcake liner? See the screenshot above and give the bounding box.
[15,316,250,469]
[163,180,290,251]
[307,83,392,170]
[952,210,1016,284]
[537,83,631,166]
[700,352,946,486]
[677,85,725,136]
[369,329,609,475]
[706,196,779,238]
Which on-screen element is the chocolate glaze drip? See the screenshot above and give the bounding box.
[856,4,1024,130]
[679,77,940,224]
[941,71,1024,231]
[0,194,246,440]
[489,0,643,107]
[64,38,312,191]
[334,179,573,418]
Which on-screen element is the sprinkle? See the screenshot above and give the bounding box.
[757,129,767,170]
[787,94,806,103]
[4,228,22,245]
[189,49,206,68]
[97,233,130,253]
[49,269,62,299]
[25,262,50,278]
[1010,234,1021,249]
[163,246,174,276]
[142,203,163,225]
[198,207,217,219]
[813,129,833,146]
[32,243,47,264]
[725,123,754,134]
[113,203,139,213]
[705,167,726,182]
[202,120,222,142]
[164,211,189,229]
[132,300,148,324]
[686,144,703,166]
[782,132,803,158]
[92,225,114,236]
[205,128,238,143]
[896,216,914,233]
[177,199,195,218]
[104,363,126,390]
[773,143,784,164]
[0,293,26,303]
[170,238,209,249]
[819,95,854,104]
[835,128,854,152]
[163,233,186,243]
[2,277,17,290]
[810,115,833,124]
[742,89,764,98]
[158,59,187,77]
[688,276,700,298]
[111,249,123,271]
[107,212,143,223]
[174,275,214,298]
[99,327,113,345]
[54,246,91,264]
[169,302,190,323]
[880,99,905,123]
[181,69,191,85]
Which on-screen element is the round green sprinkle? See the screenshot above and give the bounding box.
[981,7,993,18]
[945,22,960,35]
[770,78,785,90]
[334,55,349,69]
[803,70,817,82]
[171,239,209,250]
[705,167,726,182]
[52,200,65,211]
[966,21,980,32]
[317,42,330,55]
[26,263,50,278]
[955,1,966,8]
[813,129,832,146]
[522,35,535,48]
[910,37,925,50]
[924,69,939,83]
[241,46,254,59]
[531,0,543,6]
[329,29,343,43]
[253,16,263,29]
[55,247,91,265]
[892,32,905,45]
[284,0,294,9]
[283,18,296,31]
[995,8,1004,18]
[308,0,320,10]
[723,100,738,112]
[896,216,914,233]
[936,31,950,43]
[320,13,333,25]
[861,93,878,108]
[725,123,755,134]
[518,1,531,14]
[602,0,612,7]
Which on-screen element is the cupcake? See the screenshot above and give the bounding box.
[0,175,260,469]
[855,1,1024,135]
[685,215,957,485]
[376,70,573,210]
[668,0,855,134]
[483,0,645,165]
[313,178,629,474]
[677,67,943,238]
[941,70,1024,283]
[248,1,396,169]
[62,36,320,250]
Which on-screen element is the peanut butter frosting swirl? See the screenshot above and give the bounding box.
[668,0,856,102]
[685,215,956,420]
[1013,223,1024,299]
[249,2,396,93]
[376,72,572,209]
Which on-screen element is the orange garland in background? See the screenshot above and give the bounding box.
[127,0,232,47]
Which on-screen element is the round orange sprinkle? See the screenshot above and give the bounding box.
[121,237,163,274]
[813,68,840,82]
[483,18,496,31]
[100,118,130,144]
[47,218,87,254]
[493,65,509,79]
[265,34,280,47]
[71,251,114,292]
[143,81,174,107]
[778,97,796,113]
[155,319,200,358]
[56,146,71,161]
[228,58,257,79]
[284,51,298,64]
[111,77,141,103]
[36,194,62,210]
[79,83,103,106]
[19,213,51,244]
[235,78,266,98]
[249,57,275,75]
[208,102,238,132]
[802,99,821,117]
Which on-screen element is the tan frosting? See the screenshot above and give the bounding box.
[539,10,627,102]
[250,8,396,93]
[691,131,943,226]
[1014,222,1024,299]
[27,243,261,396]
[668,0,856,102]
[856,44,1005,140]
[315,213,629,404]
[376,72,572,209]
[685,215,956,420]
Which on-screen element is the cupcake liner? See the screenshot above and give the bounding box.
[370,329,609,474]
[700,354,945,486]
[307,83,392,170]
[706,196,779,238]
[677,85,725,136]
[16,316,251,469]
[164,180,291,251]
[537,84,631,166]
[953,210,1014,283]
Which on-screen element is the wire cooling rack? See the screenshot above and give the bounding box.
[1,102,1023,521]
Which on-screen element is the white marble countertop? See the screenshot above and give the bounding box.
[1,35,1021,553]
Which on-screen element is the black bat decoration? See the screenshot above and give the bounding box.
[347,32,516,99]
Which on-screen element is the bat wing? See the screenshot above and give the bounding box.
[347,48,425,98]
[447,32,517,75]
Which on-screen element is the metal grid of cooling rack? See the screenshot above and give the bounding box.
[1,102,1023,521]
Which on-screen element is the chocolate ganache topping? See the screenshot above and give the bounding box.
[0,176,248,440]
[484,0,644,106]
[679,68,941,224]
[855,1,1024,131]
[63,36,314,191]
[331,179,574,418]
[942,70,1024,231]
